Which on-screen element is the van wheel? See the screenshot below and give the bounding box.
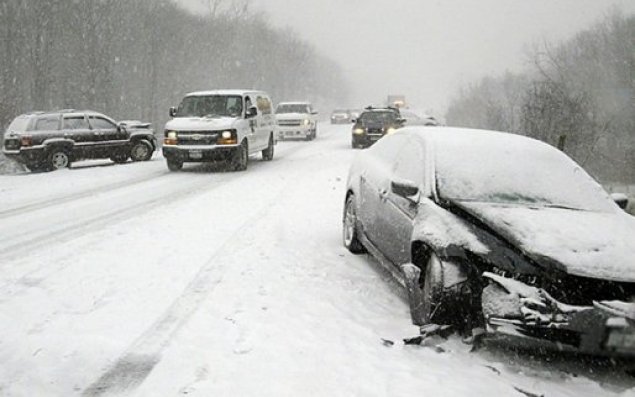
[262,135,274,161]
[167,159,183,171]
[233,140,248,171]
[47,149,70,171]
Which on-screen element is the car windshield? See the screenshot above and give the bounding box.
[435,135,615,212]
[333,109,348,114]
[359,111,396,123]
[276,104,309,114]
[176,95,243,118]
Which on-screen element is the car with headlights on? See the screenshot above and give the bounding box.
[351,107,404,148]
[343,126,635,357]
[275,101,318,141]
[2,110,157,171]
[163,90,276,171]
[330,109,350,124]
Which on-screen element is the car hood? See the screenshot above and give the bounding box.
[276,113,309,120]
[164,116,238,131]
[456,201,635,282]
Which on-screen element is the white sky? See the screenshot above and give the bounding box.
[179,0,635,114]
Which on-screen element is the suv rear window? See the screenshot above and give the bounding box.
[6,116,31,132]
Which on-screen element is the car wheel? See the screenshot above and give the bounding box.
[110,153,129,164]
[262,135,274,161]
[421,253,456,325]
[233,140,248,171]
[47,149,70,171]
[167,158,183,171]
[130,140,153,161]
[343,194,365,254]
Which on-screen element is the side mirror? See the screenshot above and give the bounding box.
[351,119,356,123]
[245,106,258,119]
[397,118,406,124]
[312,110,318,115]
[391,178,419,201]
[611,192,629,210]
[169,106,177,118]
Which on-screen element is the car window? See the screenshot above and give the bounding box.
[7,116,31,132]
[63,116,89,130]
[394,140,424,185]
[360,111,396,123]
[177,95,243,117]
[33,116,60,131]
[276,104,309,114]
[88,116,116,130]
[257,96,272,115]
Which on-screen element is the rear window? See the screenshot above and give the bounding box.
[360,111,396,123]
[6,116,31,132]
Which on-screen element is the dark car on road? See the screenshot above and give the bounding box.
[2,110,157,172]
[351,107,404,148]
[343,126,635,357]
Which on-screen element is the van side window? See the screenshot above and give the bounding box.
[256,96,272,115]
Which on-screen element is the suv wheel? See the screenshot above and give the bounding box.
[262,135,274,161]
[233,140,248,171]
[167,158,183,171]
[48,150,70,171]
[130,140,153,161]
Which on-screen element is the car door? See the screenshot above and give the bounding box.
[358,134,408,249]
[88,115,123,156]
[62,114,92,158]
[375,138,425,265]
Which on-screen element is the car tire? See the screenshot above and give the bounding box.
[233,140,248,171]
[130,140,153,161]
[420,253,458,326]
[110,153,129,164]
[167,158,183,171]
[47,149,70,171]
[343,194,365,254]
[262,135,274,161]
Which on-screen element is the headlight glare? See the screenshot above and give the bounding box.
[354,128,365,135]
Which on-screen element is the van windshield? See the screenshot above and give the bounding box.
[177,95,243,118]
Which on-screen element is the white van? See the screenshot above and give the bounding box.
[162,90,277,171]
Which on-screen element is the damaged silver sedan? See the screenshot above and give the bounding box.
[343,126,635,356]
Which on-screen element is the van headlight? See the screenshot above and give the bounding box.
[303,119,310,126]
[221,131,232,139]
[166,131,177,139]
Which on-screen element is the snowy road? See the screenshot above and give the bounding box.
[1,125,633,396]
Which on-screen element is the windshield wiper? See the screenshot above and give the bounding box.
[544,204,584,211]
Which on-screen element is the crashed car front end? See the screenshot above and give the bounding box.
[482,271,635,356]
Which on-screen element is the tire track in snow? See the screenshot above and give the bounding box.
[80,153,308,397]
[0,169,168,220]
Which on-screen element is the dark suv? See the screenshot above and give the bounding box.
[351,107,404,148]
[2,110,157,171]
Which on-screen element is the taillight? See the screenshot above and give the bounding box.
[20,135,33,147]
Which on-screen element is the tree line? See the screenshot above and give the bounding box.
[445,11,635,183]
[0,0,347,132]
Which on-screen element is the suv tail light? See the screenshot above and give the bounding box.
[20,135,33,147]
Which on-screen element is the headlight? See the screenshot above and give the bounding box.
[353,128,365,135]
[303,119,310,126]
[386,127,396,135]
[221,131,232,139]
[166,131,177,139]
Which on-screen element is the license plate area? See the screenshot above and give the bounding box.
[189,150,202,159]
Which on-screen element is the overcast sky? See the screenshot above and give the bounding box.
[179,0,635,115]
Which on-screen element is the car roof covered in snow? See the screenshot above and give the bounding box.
[278,101,311,105]
[184,89,267,97]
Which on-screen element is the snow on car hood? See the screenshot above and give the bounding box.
[164,116,238,131]
[276,113,309,121]
[458,202,635,282]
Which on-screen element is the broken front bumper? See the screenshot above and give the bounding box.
[482,272,635,356]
